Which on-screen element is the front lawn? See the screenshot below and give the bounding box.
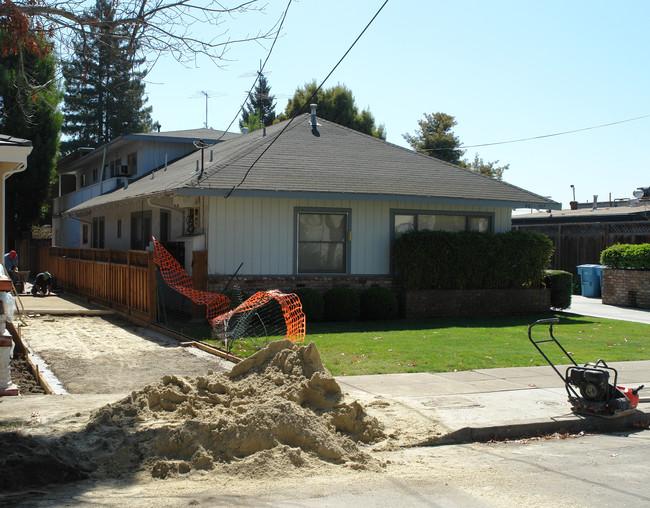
[177,314,650,376]
[305,314,650,376]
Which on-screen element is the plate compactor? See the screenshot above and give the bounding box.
[528,318,644,418]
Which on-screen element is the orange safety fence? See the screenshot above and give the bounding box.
[152,237,305,344]
[152,237,230,321]
[211,289,306,343]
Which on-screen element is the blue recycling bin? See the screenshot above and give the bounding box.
[577,264,604,298]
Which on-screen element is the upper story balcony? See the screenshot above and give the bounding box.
[53,177,124,215]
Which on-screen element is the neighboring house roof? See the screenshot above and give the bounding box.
[57,128,240,175]
[65,114,560,215]
[513,201,650,225]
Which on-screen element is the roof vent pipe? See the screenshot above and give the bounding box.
[592,195,598,210]
[310,104,318,126]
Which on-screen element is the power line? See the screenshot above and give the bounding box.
[423,113,650,151]
[226,0,390,197]
[216,0,294,142]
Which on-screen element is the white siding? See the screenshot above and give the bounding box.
[206,196,512,276]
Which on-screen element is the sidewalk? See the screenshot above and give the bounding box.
[14,291,114,316]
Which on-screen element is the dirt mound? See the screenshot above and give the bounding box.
[35,340,385,482]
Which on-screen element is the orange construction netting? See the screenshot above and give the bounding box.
[211,289,306,343]
[152,237,305,344]
[153,237,230,321]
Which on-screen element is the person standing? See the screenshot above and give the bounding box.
[3,250,20,292]
[31,271,52,296]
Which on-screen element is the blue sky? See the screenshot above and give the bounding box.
[145,1,650,209]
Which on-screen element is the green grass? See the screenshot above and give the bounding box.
[168,313,650,376]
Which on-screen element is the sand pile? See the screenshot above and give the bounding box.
[57,339,385,480]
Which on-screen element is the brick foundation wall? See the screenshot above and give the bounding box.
[602,269,650,309]
[403,288,551,319]
[207,275,397,296]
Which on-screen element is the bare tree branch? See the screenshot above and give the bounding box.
[2,0,274,64]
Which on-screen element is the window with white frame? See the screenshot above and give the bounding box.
[296,210,349,274]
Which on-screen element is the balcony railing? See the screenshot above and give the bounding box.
[53,177,123,214]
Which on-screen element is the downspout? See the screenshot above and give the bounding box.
[99,147,106,194]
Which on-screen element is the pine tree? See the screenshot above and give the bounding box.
[0,32,63,246]
[61,0,153,153]
[239,74,276,131]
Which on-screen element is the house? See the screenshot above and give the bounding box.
[53,128,239,248]
[56,108,559,294]
[0,135,32,255]
[512,191,650,275]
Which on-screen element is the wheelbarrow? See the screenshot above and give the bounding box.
[528,318,644,418]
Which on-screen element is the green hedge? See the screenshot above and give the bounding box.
[294,287,325,322]
[324,287,360,322]
[394,230,553,290]
[600,243,650,269]
[544,270,572,310]
[360,286,398,320]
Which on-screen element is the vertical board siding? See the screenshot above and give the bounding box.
[207,196,511,276]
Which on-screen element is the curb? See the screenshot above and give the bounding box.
[419,409,650,446]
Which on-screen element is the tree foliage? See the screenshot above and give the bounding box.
[240,73,275,132]
[281,81,386,140]
[403,112,464,165]
[61,0,153,153]
[404,112,509,179]
[0,30,62,245]
[460,153,509,181]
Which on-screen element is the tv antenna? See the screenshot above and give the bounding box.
[189,90,227,128]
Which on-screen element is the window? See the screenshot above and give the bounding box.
[160,210,170,243]
[82,224,89,244]
[131,211,152,250]
[92,168,98,182]
[296,210,349,274]
[92,216,105,248]
[393,211,492,239]
[117,219,122,239]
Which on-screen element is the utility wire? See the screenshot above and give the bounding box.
[226,0,390,197]
[216,0,293,142]
[422,113,650,151]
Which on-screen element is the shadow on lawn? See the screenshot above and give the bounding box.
[307,314,599,335]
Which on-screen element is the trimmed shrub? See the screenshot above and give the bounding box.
[394,230,553,290]
[324,287,360,322]
[294,287,325,322]
[601,243,650,269]
[360,286,398,320]
[544,270,573,310]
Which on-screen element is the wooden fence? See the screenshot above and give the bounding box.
[513,221,650,276]
[39,247,157,323]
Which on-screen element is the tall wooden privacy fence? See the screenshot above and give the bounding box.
[513,221,650,276]
[40,247,157,322]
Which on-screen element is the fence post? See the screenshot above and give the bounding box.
[148,252,157,323]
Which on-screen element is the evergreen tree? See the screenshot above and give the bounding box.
[0,31,63,246]
[239,73,276,132]
[61,0,153,153]
[403,112,464,165]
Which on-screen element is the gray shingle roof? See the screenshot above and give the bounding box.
[65,114,559,214]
